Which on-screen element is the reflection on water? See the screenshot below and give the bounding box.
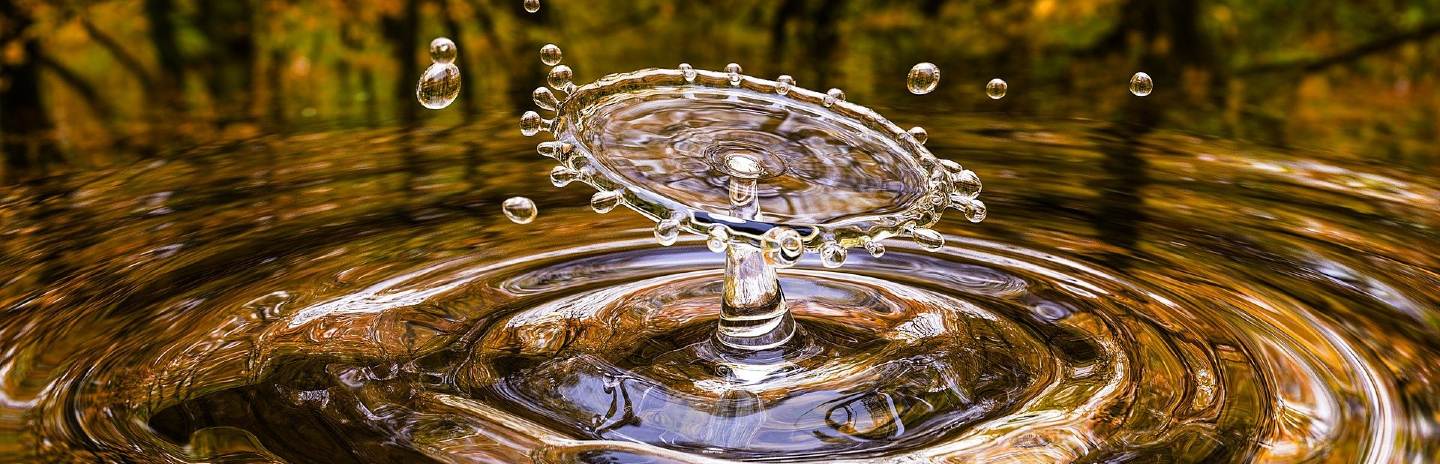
[0,114,1437,463]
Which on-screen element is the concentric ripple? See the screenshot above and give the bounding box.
[0,116,1437,463]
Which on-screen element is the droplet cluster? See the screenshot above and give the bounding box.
[416,37,461,109]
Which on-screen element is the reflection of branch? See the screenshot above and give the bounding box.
[1240,21,1440,75]
[79,17,155,91]
[34,53,123,140]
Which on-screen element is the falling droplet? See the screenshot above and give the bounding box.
[416,62,461,110]
[591,189,624,213]
[776,75,795,95]
[429,37,457,64]
[539,44,562,66]
[912,227,945,251]
[502,197,537,224]
[908,127,928,145]
[532,87,559,111]
[762,226,803,267]
[519,111,544,136]
[523,0,540,13]
[820,241,847,268]
[1130,72,1153,96]
[679,63,697,83]
[965,199,988,223]
[725,63,743,86]
[907,62,940,95]
[655,216,682,246]
[864,238,885,258]
[549,165,579,187]
[707,225,731,253]
[823,88,846,107]
[536,141,571,160]
[986,78,1007,99]
[548,65,574,91]
[952,169,982,199]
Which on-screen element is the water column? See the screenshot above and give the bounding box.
[715,153,796,350]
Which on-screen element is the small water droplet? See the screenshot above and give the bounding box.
[548,65,574,91]
[952,169,982,199]
[912,227,944,251]
[725,63,743,86]
[907,62,940,94]
[532,87,559,111]
[986,78,1007,99]
[823,88,846,107]
[679,63,696,83]
[429,37,457,64]
[536,141,571,160]
[523,0,540,13]
[706,225,731,253]
[502,197,537,224]
[965,199,988,223]
[820,242,847,268]
[1130,72,1153,96]
[864,238,885,258]
[776,75,795,95]
[549,165,579,187]
[416,62,461,110]
[908,127,928,145]
[762,226,803,267]
[539,44,562,66]
[590,189,623,213]
[519,111,544,136]
[655,217,681,246]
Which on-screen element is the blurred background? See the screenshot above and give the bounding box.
[2,0,1438,180]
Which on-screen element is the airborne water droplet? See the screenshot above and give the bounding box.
[540,44,562,66]
[591,189,624,213]
[907,62,940,95]
[679,63,696,83]
[912,227,944,251]
[416,62,461,110]
[532,87,559,111]
[725,63,743,86]
[502,197,537,224]
[523,0,540,13]
[548,65,574,91]
[429,37,457,64]
[519,111,544,136]
[1130,72,1153,96]
[986,78,1007,99]
[908,127,928,145]
[823,88,846,107]
[776,75,794,95]
[820,241,847,268]
[864,238,885,258]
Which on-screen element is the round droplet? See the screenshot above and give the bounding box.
[539,44,562,66]
[679,63,697,83]
[823,88,846,107]
[725,63,743,86]
[820,242,847,268]
[1130,72,1153,96]
[502,197,536,224]
[519,111,544,136]
[864,239,885,258]
[776,75,795,95]
[416,62,461,110]
[762,226,803,267]
[965,199,988,223]
[706,225,731,253]
[952,169,982,199]
[907,62,940,95]
[912,227,945,251]
[532,87,559,111]
[549,165,579,187]
[547,65,574,91]
[986,78,1007,99]
[908,127,928,145]
[429,37,457,64]
[523,0,540,13]
[591,189,624,213]
[655,217,681,246]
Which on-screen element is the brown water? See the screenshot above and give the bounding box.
[1,113,1438,463]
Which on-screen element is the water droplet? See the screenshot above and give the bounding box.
[1130,72,1153,96]
[820,241,847,268]
[965,199,988,223]
[679,63,697,83]
[519,111,544,136]
[762,226,803,267]
[952,169,982,199]
[908,127,928,145]
[548,65,574,91]
[590,189,624,213]
[864,238,886,258]
[706,225,730,253]
[502,197,537,224]
[776,75,795,95]
[416,62,461,110]
[536,141,571,160]
[429,37,457,64]
[523,0,540,13]
[655,217,681,246]
[912,227,944,251]
[539,44,562,66]
[986,78,1007,99]
[823,88,846,107]
[907,62,940,95]
[725,63,743,86]
[549,165,579,187]
[532,87,559,111]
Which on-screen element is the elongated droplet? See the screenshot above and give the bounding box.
[824,88,846,107]
[908,127,928,145]
[762,226,803,267]
[907,62,940,94]
[820,241,847,268]
[416,62,461,109]
[707,225,730,253]
[912,227,944,251]
[776,75,795,95]
[502,197,537,224]
[725,63,743,86]
[519,111,544,136]
[953,169,982,199]
[430,37,457,64]
[523,0,539,13]
[591,189,623,213]
[679,63,697,83]
[548,65,574,91]
[986,78,1007,99]
[536,141,571,160]
[864,238,885,258]
[965,199,988,223]
[540,44,562,66]
[655,217,681,246]
[549,165,579,187]
[532,87,559,111]
[1130,72,1153,96]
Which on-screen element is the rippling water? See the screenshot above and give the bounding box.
[1,114,1437,463]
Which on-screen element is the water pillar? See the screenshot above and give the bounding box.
[715,153,795,350]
